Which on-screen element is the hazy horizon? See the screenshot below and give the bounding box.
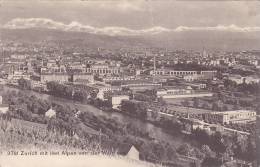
[0,0,259,51]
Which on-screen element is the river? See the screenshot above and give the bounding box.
[1,85,183,146]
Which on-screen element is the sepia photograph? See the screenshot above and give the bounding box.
[0,0,259,167]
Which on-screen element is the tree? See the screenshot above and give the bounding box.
[224,79,237,90]
[101,100,112,110]
[201,157,221,167]
[223,146,234,160]
[73,91,88,102]
[90,91,97,99]
[210,132,226,155]
[244,137,256,161]
[64,86,73,99]
[160,117,181,134]
[192,128,210,146]
[233,104,240,110]
[256,104,260,115]
[150,110,159,120]
[181,100,190,107]
[46,81,57,93]
[191,148,204,160]
[134,93,152,102]
[121,100,148,119]
[165,145,178,161]
[177,143,191,156]
[202,103,210,109]
[193,98,199,108]
[222,105,228,111]
[212,102,220,111]
[18,78,31,90]
[201,144,215,158]
[158,97,166,105]
[151,142,167,160]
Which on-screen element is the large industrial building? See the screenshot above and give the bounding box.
[40,73,69,83]
[86,64,121,76]
[203,110,256,124]
[151,69,217,80]
[156,86,212,99]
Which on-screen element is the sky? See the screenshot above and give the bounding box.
[0,0,260,36]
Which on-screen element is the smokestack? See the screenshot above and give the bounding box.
[153,54,156,83]
[154,55,156,72]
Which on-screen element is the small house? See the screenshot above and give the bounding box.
[45,108,56,118]
[117,144,140,161]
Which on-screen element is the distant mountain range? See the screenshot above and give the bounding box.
[1,28,259,51]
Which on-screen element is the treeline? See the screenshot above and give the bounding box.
[121,100,148,119]
[4,90,49,124]
[18,78,32,90]
[3,90,80,136]
[120,100,183,136]
[46,82,156,118]
[46,82,114,111]
[132,89,157,102]
[237,82,260,95]
[224,79,260,95]
[191,128,256,162]
[46,81,91,102]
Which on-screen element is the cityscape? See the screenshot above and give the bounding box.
[0,1,259,167]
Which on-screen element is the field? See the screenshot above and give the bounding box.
[0,154,162,167]
[0,117,100,152]
[0,117,164,167]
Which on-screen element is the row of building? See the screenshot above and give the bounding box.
[203,110,256,124]
[227,74,260,84]
[156,86,212,99]
[151,69,217,82]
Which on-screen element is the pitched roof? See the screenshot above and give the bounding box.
[117,144,139,156]
[117,143,133,155]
